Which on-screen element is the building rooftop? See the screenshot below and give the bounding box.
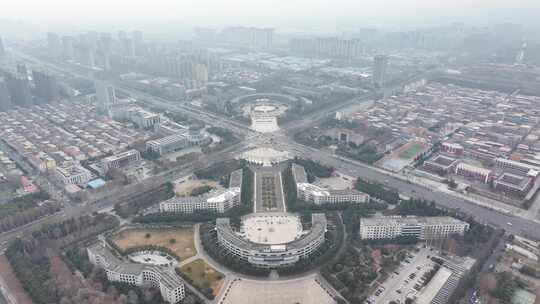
[361,216,468,227]
[416,267,453,304]
[216,213,326,251]
[292,163,308,183]
[241,214,303,245]
[229,169,243,189]
[147,133,187,146]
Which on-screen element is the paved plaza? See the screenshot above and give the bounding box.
[219,275,336,304]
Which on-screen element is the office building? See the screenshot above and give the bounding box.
[359,216,469,240]
[32,70,60,103]
[87,242,185,304]
[5,73,32,107]
[373,55,389,87]
[94,81,116,114]
[415,256,476,304]
[160,169,242,214]
[216,213,326,268]
[292,164,370,204]
[0,78,12,111]
[101,149,141,171]
[160,188,241,214]
[146,134,189,156]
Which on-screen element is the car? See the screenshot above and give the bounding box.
[396,290,402,294]
[507,222,513,226]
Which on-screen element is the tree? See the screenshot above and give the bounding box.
[127,290,139,304]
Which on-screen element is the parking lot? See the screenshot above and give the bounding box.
[368,246,437,304]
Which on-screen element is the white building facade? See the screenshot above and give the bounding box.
[55,162,93,185]
[102,149,141,171]
[216,213,327,268]
[359,216,469,240]
[87,243,185,304]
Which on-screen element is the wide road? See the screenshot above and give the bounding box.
[281,140,540,240]
[11,49,540,241]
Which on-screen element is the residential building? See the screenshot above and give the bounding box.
[373,55,389,87]
[0,35,5,59]
[0,78,12,111]
[32,71,60,103]
[359,216,469,240]
[5,73,32,107]
[95,81,116,114]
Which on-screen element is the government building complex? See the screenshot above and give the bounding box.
[359,216,470,240]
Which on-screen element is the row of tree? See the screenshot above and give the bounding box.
[114,182,174,218]
[354,177,400,204]
[0,201,61,233]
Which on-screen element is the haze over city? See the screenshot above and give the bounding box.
[2,0,540,33]
[1,1,540,304]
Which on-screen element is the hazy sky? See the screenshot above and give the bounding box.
[2,0,540,32]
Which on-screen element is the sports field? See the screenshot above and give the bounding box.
[111,227,196,260]
[398,142,428,159]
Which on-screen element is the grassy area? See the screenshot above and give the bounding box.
[179,259,224,296]
[398,143,426,159]
[112,227,196,260]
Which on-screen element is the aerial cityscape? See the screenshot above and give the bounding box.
[1,1,540,304]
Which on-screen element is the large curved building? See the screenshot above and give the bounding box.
[216,213,327,268]
[87,242,185,303]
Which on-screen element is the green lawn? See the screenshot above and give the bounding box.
[179,259,224,295]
